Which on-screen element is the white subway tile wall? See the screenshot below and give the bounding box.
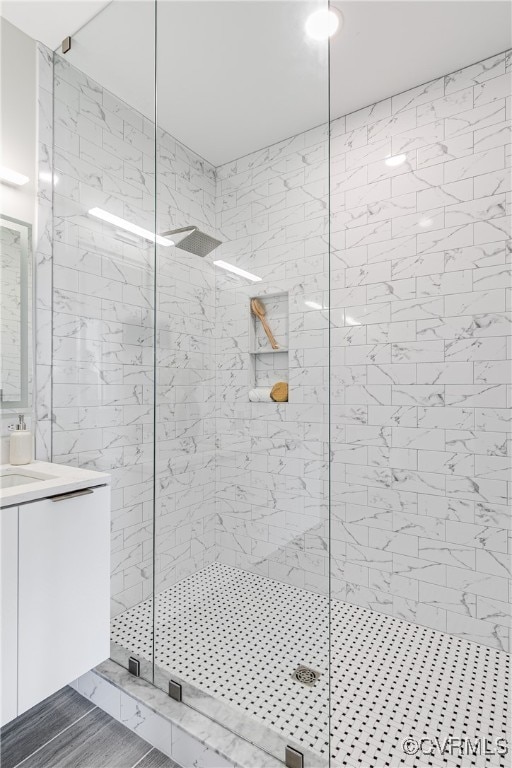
[326,49,511,650]
[40,48,510,650]
[153,133,217,595]
[35,43,54,460]
[212,124,330,593]
[50,53,217,616]
[212,50,511,650]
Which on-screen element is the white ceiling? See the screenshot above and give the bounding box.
[1,0,111,51]
[2,0,511,166]
[331,1,512,123]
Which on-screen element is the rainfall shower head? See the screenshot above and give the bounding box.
[161,226,222,258]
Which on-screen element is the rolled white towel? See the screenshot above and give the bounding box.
[249,387,273,402]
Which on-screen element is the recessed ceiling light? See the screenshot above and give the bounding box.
[213,260,261,282]
[305,8,340,41]
[0,166,29,186]
[385,154,407,168]
[88,207,173,246]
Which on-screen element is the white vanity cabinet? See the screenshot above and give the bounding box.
[18,485,110,713]
[1,505,19,724]
[0,464,110,726]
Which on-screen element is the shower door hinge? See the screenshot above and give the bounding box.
[128,656,140,677]
[62,36,71,54]
[168,680,182,702]
[285,746,304,768]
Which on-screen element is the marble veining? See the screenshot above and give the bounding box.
[37,48,511,650]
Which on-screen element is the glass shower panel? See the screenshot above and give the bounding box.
[51,0,156,683]
[154,2,331,763]
[328,13,511,768]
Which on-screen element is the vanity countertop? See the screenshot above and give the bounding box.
[0,461,110,508]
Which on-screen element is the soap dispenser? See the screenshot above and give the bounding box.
[10,414,34,465]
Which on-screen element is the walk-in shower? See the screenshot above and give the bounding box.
[43,0,511,765]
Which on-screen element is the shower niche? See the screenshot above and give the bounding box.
[248,291,289,401]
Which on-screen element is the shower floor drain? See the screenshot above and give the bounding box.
[291,665,320,686]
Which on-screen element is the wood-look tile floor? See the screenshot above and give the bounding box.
[0,686,180,768]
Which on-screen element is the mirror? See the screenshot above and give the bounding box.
[0,215,32,409]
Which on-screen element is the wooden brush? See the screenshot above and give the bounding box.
[250,298,279,350]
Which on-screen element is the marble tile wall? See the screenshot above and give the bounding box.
[49,53,216,615]
[211,50,511,650]
[212,127,330,593]
[327,50,511,650]
[39,47,510,649]
[154,134,217,593]
[34,43,53,461]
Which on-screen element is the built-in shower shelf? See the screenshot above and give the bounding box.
[248,292,289,400]
[249,348,288,355]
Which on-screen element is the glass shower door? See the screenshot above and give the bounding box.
[153,1,331,763]
[50,0,331,759]
[51,0,157,685]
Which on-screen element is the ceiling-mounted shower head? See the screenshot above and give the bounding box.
[160,226,222,258]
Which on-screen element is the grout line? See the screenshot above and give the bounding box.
[130,746,155,768]
[12,705,98,768]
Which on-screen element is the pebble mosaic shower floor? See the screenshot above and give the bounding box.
[111,563,509,767]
